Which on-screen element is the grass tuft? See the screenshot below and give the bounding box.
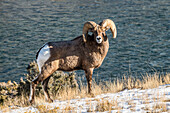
[0,72,169,112]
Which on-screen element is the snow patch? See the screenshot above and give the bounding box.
[2,85,170,113]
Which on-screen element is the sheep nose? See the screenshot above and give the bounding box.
[97,36,101,40]
[96,36,102,44]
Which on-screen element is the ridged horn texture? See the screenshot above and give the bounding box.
[100,19,117,38]
[82,21,97,42]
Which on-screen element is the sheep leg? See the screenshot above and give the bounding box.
[85,68,94,94]
[29,73,52,104]
[29,63,57,104]
[29,74,42,104]
[29,80,36,104]
[42,76,53,102]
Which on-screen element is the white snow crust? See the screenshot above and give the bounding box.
[1,85,170,113]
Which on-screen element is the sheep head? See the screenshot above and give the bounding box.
[82,19,117,44]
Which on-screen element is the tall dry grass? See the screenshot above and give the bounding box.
[1,73,170,110]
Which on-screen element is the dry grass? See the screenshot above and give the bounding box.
[153,103,167,112]
[0,73,170,112]
[95,99,121,112]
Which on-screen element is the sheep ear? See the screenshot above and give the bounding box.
[83,21,97,42]
[100,19,117,38]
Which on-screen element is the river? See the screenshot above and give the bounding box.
[0,0,169,82]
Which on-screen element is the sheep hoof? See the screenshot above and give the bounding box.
[90,93,95,97]
[29,99,35,105]
[87,92,95,97]
[47,98,53,103]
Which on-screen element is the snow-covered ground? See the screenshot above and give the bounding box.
[1,85,170,113]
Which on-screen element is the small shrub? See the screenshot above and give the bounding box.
[0,61,78,105]
[18,61,78,96]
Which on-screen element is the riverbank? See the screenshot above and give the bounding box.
[0,73,170,112]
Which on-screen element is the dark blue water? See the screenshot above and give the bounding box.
[0,0,170,82]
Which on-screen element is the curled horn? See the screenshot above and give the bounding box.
[82,21,97,42]
[100,19,117,38]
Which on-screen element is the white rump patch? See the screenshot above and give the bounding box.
[37,44,51,73]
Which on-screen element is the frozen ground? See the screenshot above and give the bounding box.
[1,85,170,113]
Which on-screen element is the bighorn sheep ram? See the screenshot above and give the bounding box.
[29,19,117,103]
